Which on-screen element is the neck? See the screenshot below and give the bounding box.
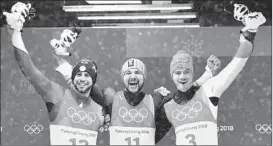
[72,87,92,104]
[123,89,145,106]
[174,85,199,104]
[125,88,142,96]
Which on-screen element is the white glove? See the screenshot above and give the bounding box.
[50,39,71,56]
[233,3,249,22]
[242,12,266,32]
[60,29,78,46]
[11,2,31,18]
[3,2,32,32]
[51,27,81,56]
[154,86,170,97]
[206,55,221,75]
[3,12,25,32]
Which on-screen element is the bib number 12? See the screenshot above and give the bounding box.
[125,137,140,145]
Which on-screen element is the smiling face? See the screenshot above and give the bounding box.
[172,68,194,92]
[123,68,144,93]
[73,71,93,95]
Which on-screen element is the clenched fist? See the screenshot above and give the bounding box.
[154,86,170,97]
[3,2,33,32]
[206,55,221,75]
[3,12,25,32]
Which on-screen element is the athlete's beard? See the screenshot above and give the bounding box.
[74,83,92,95]
[125,84,144,94]
[125,79,144,94]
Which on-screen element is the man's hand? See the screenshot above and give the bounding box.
[50,27,82,56]
[242,12,266,32]
[206,55,221,76]
[104,114,111,124]
[233,3,249,23]
[11,2,31,18]
[3,2,32,32]
[103,87,116,106]
[154,86,170,97]
[3,12,25,32]
[50,39,71,56]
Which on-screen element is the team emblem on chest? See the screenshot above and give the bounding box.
[172,101,203,121]
[67,107,97,125]
[118,107,148,123]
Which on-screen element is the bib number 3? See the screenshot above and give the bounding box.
[185,134,196,145]
[125,137,140,145]
[69,138,89,145]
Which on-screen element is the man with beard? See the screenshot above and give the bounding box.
[156,11,266,145]
[4,3,105,145]
[55,55,221,145]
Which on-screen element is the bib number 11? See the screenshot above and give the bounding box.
[125,137,140,145]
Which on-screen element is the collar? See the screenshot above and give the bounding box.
[173,85,200,104]
[123,90,145,106]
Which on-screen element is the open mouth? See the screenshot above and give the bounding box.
[128,79,139,89]
[179,80,188,85]
[129,82,138,87]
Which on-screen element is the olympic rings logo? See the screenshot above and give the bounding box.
[24,124,43,134]
[255,124,272,134]
[67,107,97,125]
[172,101,202,121]
[118,107,148,123]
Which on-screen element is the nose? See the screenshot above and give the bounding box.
[179,73,187,80]
[130,73,137,78]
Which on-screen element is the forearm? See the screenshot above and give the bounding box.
[194,69,213,86]
[235,31,255,58]
[55,61,73,83]
[153,92,164,110]
[91,84,107,107]
[155,108,172,144]
[209,37,252,97]
[12,31,54,99]
[12,31,29,54]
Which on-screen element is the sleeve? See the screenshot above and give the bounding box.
[90,84,107,107]
[106,103,113,117]
[13,31,64,104]
[201,57,248,119]
[152,92,164,110]
[155,106,174,144]
[203,57,248,98]
[55,62,73,84]
[203,31,255,99]
[194,67,213,86]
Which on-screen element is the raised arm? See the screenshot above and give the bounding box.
[194,55,221,86]
[12,30,64,104]
[203,12,266,98]
[153,55,221,109]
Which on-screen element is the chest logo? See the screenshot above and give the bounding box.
[67,107,97,125]
[118,107,148,123]
[172,101,202,121]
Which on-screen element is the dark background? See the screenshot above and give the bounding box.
[0,0,272,145]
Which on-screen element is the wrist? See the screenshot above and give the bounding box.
[240,29,256,43]
[12,30,29,54]
[205,66,214,77]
